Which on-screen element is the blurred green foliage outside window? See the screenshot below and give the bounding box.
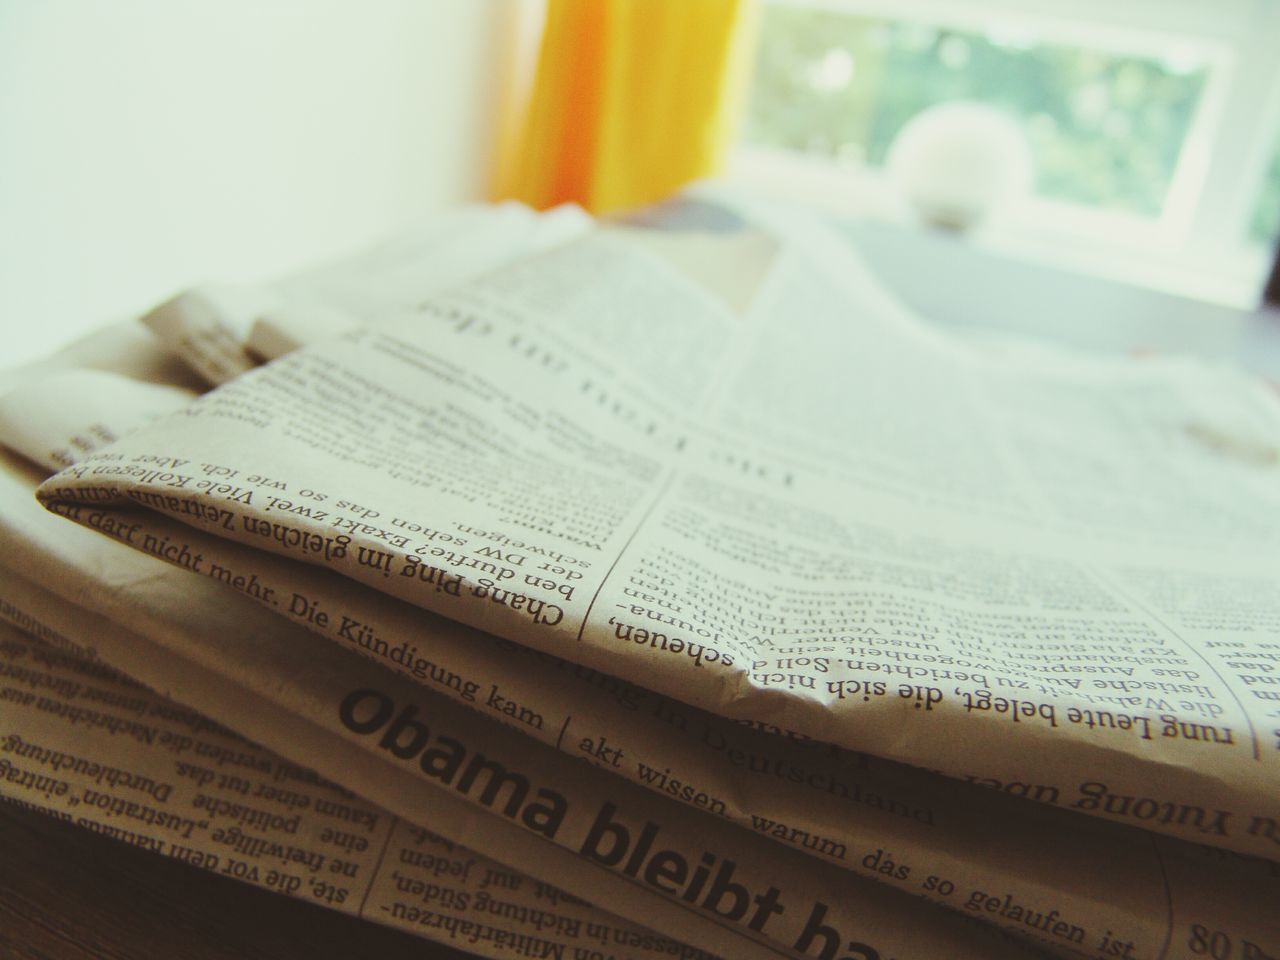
[745,5,1236,225]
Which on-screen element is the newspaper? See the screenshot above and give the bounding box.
[143,202,592,383]
[0,329,1044,960]
[0,460,1038,960]
[0,620,712,960]
[0,326,747,960]
[0,575,1047,960]
[12,207,1280,956]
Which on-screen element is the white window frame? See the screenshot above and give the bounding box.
[729,0,1280,307]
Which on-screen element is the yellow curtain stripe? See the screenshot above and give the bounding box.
[501,0,754,214]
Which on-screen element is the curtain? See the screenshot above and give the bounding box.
[499,0,755,215]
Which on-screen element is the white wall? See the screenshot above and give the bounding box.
[1,0,516,366]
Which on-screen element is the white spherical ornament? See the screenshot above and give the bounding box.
[886,101,1033,231]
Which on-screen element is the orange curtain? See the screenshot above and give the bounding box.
[499,0,755,215]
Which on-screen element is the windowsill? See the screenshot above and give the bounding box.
[725,147,1274,312]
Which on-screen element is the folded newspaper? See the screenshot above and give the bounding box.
[4,197,1278,960]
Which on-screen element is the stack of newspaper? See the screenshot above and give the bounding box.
[2,196,1277,960]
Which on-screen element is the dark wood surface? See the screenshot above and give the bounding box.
[0,800,473,960]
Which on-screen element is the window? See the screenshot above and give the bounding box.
[731,0,1280,307]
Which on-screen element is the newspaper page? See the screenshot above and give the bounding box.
[0,619,724,960]
[0,329,754,960]
[7,463,1277,960]
[13,213,1280,955]
[144,202,591,383]
[0,326,742,960]
[0,338,1047,960]
[35,213,1280,858]
[0,468,1044,960]
[7,395,1276,960]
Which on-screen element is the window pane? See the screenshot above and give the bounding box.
[743,5,1210,217]
[1249,140,1280,247]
